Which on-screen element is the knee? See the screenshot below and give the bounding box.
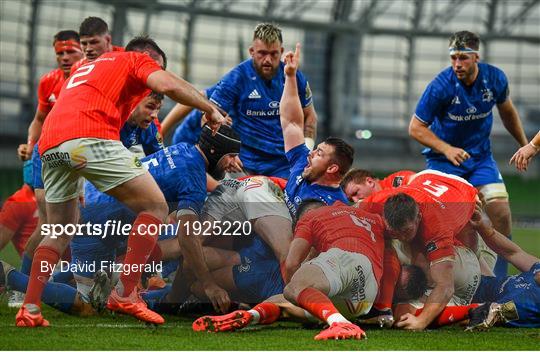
[486,201,512,234]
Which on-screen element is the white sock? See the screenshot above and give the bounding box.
[247,309,260,325]
[326,312,349,325]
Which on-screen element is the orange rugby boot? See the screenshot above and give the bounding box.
[15,304,49,327]
[314,322,366,340]
[193,310,252,332]
[106,288,164,325]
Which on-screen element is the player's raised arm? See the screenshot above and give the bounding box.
[280,43,305,153]
[146,71,224,133]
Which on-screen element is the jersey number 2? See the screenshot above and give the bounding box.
[66,64,95,89]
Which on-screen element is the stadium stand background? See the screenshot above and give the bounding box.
[1,0,538,218]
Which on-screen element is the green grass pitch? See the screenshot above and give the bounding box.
[1,228,539,350]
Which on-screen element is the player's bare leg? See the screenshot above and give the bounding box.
[16,197,78,327]
[481,192,512,276]
[253,215,292,264]
[104,171,168,324]
[284,263,366,340]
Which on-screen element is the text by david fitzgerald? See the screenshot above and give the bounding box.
[42,261,162,276]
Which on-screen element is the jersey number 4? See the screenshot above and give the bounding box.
[66,64,95,89]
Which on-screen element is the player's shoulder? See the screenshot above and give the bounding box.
[431,66,456,88]
[478,62,507,82]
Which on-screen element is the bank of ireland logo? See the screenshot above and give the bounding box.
[466,106,477,114]
[71,146,87,170]
[482,88,493,102]
[269,101,280,109]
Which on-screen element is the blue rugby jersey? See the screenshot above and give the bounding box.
[283,144,348,218]
[415,63,508,159]
[210,59,312,178]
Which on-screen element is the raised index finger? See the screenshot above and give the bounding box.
[294,43,301,61]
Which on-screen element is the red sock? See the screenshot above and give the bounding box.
[297,287,339,322]
[251,302,281,324]
[374,248,401,311]
[118,213,161,297]
[23,246,61,306]
[414,304,480,327]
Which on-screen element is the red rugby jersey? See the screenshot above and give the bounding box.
[0,184,38,256]
[359,170,477,262]
[39,51,161,154]
[37,68,65,114]
[294,201,385,282]
[70,45,125,75]
[379,170,416,189]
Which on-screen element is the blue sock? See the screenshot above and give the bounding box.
[494,233,511,277]
[141,285,172,310]
[7,269,76,313]
[52,270,74,284]
[20,253,32,275]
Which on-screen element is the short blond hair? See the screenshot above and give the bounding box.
[253,23,283,45]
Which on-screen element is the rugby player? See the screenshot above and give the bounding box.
[209,23,318,178]
[280,44,353,217]
[359,170,481,330]
[193,199,387,340]
[120,92,164,158]
[16,36,224,327]
[409,30,528,277]
[21,18,120,279]
[341,169,416,202]
[15,30,83,280]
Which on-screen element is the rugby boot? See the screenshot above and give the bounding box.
[107,287,164,325]
[193,310,252,332]
[15,304,49,327]
[314,322,366,340]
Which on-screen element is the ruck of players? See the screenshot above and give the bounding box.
[1,18,539,341]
